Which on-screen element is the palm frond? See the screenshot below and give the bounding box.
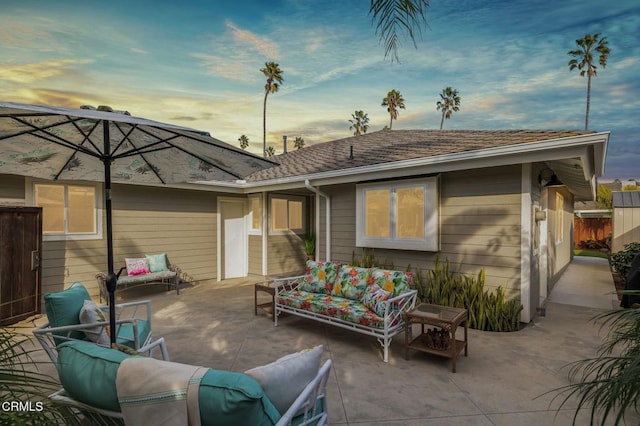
[369,0,430,62]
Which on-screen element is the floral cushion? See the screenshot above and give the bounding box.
[299,260,340,294]
[125,258,150,276]
[277,291,385,328]
[332,266,372,300]
[360,284,391,317]
[371,269,413,297]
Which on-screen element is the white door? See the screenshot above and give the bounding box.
[221,199,247,279]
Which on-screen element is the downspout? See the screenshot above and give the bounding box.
[304,180,330,261]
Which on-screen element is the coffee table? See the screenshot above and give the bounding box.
[404,303,468,372]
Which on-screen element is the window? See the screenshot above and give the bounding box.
[555,192,564,244]
[270,195,304,234]
[248,195,262,235]
[32,182,102,240]
[356,177,439,251]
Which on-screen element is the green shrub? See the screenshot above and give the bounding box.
[610,242,640,279]
[0,328,73,424]
[415,258,522,332]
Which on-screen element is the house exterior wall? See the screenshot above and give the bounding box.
[547,186,574,286]
[0,174,25,201]
[266,234,306,276]
[0,176,218,299]
[248,235,262,275]
[612,207,640,253]
[325,165,523,298]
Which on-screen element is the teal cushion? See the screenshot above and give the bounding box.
[116,320,151,349]
[145,253,168,273]
[57,340,132,412]
[199,369,281,426]
[44,282,91,340]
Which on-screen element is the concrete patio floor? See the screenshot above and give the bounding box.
[25,256,639,425]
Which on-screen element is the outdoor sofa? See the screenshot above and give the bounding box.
[49,340,332,426]
[274,260,418,362]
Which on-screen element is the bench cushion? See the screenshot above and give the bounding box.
[58,340,131,412]
[277,291,385,328]
[44,282,91,340]
[199,369,281,426]
[117,270,176,286]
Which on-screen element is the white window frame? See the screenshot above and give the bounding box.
[26,179,103,242]
[356,177,439,251]
[268,194,305,235]
[555,192,564,245]
[247,194,262,235]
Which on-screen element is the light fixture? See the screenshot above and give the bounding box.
[544,174,564,187]
[538,168,564,188]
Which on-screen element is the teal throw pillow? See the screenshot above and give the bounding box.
[145,253,168,272]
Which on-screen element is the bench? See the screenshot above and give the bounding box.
[96,253,182,302]
[273,261,418,362]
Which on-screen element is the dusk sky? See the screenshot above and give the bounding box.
[1,0,638,179]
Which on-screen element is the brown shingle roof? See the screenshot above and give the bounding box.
[247,129,593,182]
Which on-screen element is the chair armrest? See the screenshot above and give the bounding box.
[137,337,170,361]
[276,359,332,426]
[273,275,305,295]
[381,289,418,320]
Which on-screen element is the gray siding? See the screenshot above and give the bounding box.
[248,235,262,275]
[111,185,217,286]
[267,233,306,276]
[326,165,523,298]
[0,174,25,201]
[2,177,219,299]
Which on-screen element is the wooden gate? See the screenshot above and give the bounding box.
[0,207,42,325]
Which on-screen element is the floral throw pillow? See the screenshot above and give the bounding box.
[333,266,372,300]
[125,258,150,276]
[300,260,339,294]
[360,283,392,317]
[371,269,413,297]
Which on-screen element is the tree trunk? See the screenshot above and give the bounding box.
[389,115,393,129]
[263,91,269,157]
[585,74,591,130]
[440,111,445,130]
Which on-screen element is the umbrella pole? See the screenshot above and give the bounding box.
[103,120,117,345]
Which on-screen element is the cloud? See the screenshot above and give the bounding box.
[0,59,93,83]
[225,21,279,59]
[130,47,148,55]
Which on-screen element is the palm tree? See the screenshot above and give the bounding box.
[293,136,305,150]
[265,146,276,157]
[381,89,405,129]
[369,0,430,62]
[349,110,370,136]
[436,87,461,130]
[260,62,284,157]
[238,134,249,150]
[568,33,610,130]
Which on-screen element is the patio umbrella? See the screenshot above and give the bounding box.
[0,101,277,343]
